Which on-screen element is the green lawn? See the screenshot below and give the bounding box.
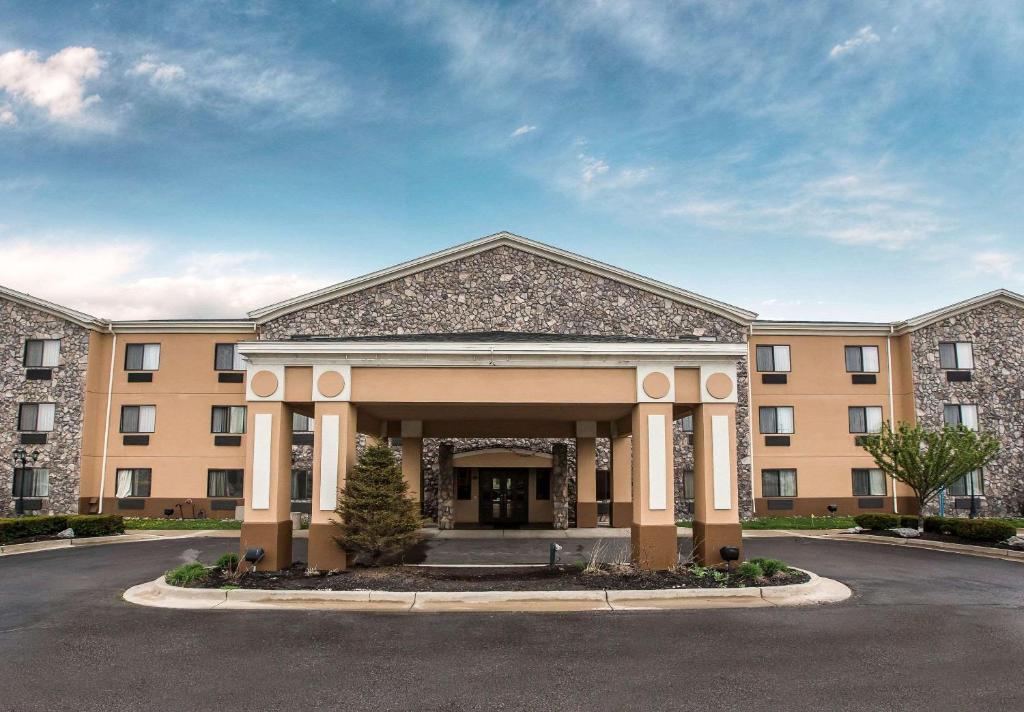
[676,516,857,530]
[124,518,242,530]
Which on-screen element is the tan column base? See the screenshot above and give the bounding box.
[307,523,348,571]
[240,521,293,572]
[630,524,678,571]
[576,501,598,528]
[610,501,632,528]
[692,521,742,566]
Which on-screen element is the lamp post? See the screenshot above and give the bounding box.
[11,447,41,516]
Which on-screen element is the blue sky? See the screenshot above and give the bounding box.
[1,1,1022,321]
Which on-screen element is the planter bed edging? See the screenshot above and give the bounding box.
[123,569,851,612]
[830,532,1024,563]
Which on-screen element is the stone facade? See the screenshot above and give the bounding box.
[0,297,90,516]
[261,244,754,524]
[910,301,1024,517]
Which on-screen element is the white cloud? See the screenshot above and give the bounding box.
[510,124,536,138]
[579,152,610,184]
[0,104,15,125]
[129,55,186,84]
[0,236,328,319]
[969,250,1018,280]
[0,47,105,122]
[829,26,880,59]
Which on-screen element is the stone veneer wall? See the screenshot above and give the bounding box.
[910,301,1024,517]
[0,298,90,516]
[262,244,754,522]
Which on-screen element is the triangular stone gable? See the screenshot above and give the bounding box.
[260,243,748,341]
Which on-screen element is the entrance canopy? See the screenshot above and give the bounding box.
[236,334,747,571]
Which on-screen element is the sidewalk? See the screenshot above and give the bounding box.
[0,529,239,557]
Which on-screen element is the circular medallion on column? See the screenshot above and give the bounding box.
[317,370,346,398]
[250,370,279,398]
[706,372,734,400]
[642,371,671,399]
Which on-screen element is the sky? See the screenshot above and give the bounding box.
[1,1,1023,321]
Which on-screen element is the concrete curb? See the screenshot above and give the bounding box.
[123,569,851,613]
[825,533,1024,563]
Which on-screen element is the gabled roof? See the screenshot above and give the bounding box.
[895,289,1024,333]
[0,284,109,331]
[248,231,758,324]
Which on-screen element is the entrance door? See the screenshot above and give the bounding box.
[479,469,529,526]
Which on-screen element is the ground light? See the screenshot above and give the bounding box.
[243,548,265,570]
[719,546,740,572]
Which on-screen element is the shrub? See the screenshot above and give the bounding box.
[853,513,900,530]
[898,515,921,528]
[165,562,208,587]
[0,514,123,543]
[215,553,239,572]
[737,561,764,580]
[918,516,1016,542]
[749,558,788,577]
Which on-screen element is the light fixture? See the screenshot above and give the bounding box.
[827,504,838,515]
[243,547,265,566]
[720,546,740,572]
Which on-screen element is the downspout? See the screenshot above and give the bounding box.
[97,328,116,514]
[747,324,756,516]
[886,326,898,514]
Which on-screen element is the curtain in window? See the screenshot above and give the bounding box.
[30,469,49,497]
[215,344,234,370]
[122,406,140,433]
[869,469,885,495]
[232,348,245,371]
[776,407,795,434]
[756,346,773,372]
[138,405,156,433]
[949,470,983,496]
[865,407,883,433]
[292,413,312,432]
[212,407,228,433]
[41,340,60,367]
[939,343,957,369]
[862,347,879,372]
[853,469,886,496]
[960,405,978,431]
[955,343,974,369]
[778,470,797,496]
[229,406,246,434]
[844,346,862,372]
[18,403,37,431]
[116,470,132,498]
[135,470,152,496]
[209,470,228,497]
[773,345,791,372]
[24,341,43,367]
[759,407,777,433]
[943,404,961,426]
[849,407,867,433]
[36,403,55,431]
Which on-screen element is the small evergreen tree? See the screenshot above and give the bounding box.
[333,442,421,565]
[860,422,1000,531]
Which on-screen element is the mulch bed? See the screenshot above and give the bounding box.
[857,529,1016,550]
[193,563,809,592]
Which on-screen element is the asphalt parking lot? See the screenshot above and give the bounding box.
[1,534,1022,711]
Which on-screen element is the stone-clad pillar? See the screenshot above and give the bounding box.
[308,401,357,571]
[240,401,294,571]
[437,441,455,529]
[630,403,678,570]
[692,402,742,565]
[551,442,570,530]
[610,435,632,528]
[575,434,598,528]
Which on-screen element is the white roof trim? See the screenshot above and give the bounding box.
[752,321,894,337]
[0,284,108,331]
[248,231,757,324]
[110,320,257,334]
[237,339,747,368]
[895,289,1024,333]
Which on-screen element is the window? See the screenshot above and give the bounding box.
[943,404,978,431]
[13,468,49,497]
[292,413,313,433]
[681,414,693,432]
[456,470,472,500]
[849,406,884,434]
[208,469,244,498]
[115,468,151,497]
[120,405,156,433]
[212,406,247,434]
[18,403,55,432]
[939,342,974,370]
[852,468,886,496]
[762,469,797,497]
[535,469,551,500]
[755,344,791,372]
[214,343,245,371]
[24,339,60,368]
[759,406,795,434]
[845,345,879,373]
[125,343,160,371]
[291,469,313,500]
[948,469,983,496]
[683,470,694,501]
